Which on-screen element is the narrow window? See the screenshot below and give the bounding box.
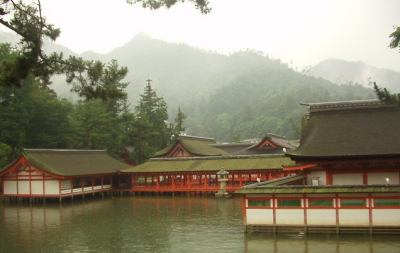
[248,199,271,208]
[308,198,333,208]
[374,198,400,207]
[340,198,366,208]
[277,199,302,208]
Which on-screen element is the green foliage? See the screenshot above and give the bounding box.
[185,66,374,141]
[0,142,12,167]
[389,26,400,50]
[0,0,130,105]
[127,0,211,14]
[127,80,172,163]
[0,1,133,164]
[70,99,115,150]
[0,74,74,155]
[172,106,186,138]
[0,0,61,87]
[373,82,400,105]
[373,25,400,105]
[65,58,128,112]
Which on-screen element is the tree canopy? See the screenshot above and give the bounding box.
[127,0,211,14]
[0,0,182,165]
[373,25,400,105]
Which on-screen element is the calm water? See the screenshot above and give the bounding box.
[0,196,399,253]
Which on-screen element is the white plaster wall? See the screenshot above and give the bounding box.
[332,173,363,185]
[276,210,304,225]
[368,172,399,185]
[306,171,326,185]
[338,210,369,226]
[45,180,59,195]
[372,210,400,226]
[246,209,274,225]
[31,181,44,195]
[18,181,30,194]
[306,210,336,225]
[4,180,17,194]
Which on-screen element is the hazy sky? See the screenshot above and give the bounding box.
[36,0,400,71]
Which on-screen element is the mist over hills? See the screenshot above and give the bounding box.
[309,58,400,92]
[1,32,379,141]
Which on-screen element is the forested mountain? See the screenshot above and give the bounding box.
[0,32,377,142]
[186,68,374,141]
[98,34,376,141]
[309,58,400,92]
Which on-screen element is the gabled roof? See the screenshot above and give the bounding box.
[1,149,132,176]
[239,133,296,155]
[289,99,400,159]
[121,154,294,173]
[210,143,253,154]
[153,135,228,157]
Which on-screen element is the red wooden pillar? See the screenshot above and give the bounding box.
[29,166,32,197]
[131,175,135,189]
[42,172,46,196]
[272,194,276,226]
[363,171,368,185]
[16,169,19,195]
[368,193,373,228]
[172,175,176,189]
[188,173,192,189]
[156,175,160,190]
[58,179,62,196]
[326,171,333,185]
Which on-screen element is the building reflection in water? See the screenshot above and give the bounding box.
[0,199,113,252]
[245,233,400,253]
[1,197,399,253]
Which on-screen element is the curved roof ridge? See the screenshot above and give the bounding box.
[24,148,106,152]
[150,153,286,161]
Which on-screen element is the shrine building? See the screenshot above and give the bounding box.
[0,149,131,200]
[239,100,400,234]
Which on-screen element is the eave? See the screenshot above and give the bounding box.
[237,184,400,194]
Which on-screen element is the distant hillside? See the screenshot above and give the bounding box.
[0,31,376,141]
[309,58,400,92]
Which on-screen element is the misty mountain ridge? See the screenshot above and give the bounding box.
[309,58,400,92]
[0,31,377,141]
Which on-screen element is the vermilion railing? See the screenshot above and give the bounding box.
[130,184,243,193]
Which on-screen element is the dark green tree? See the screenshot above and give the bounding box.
[0,74,74,157]
[389,26,400,50]
[129,79,171,163]
[0,0,130,103]
[172,106,186,138]
[373,25,400,105]
[0,0,62,87]
[70,99,115,150]
[127,0,211,14]
[0,142,12,167]
[65,58,129,114]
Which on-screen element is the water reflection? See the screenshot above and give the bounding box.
[245,233,400,253]
[0,197,399,253]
